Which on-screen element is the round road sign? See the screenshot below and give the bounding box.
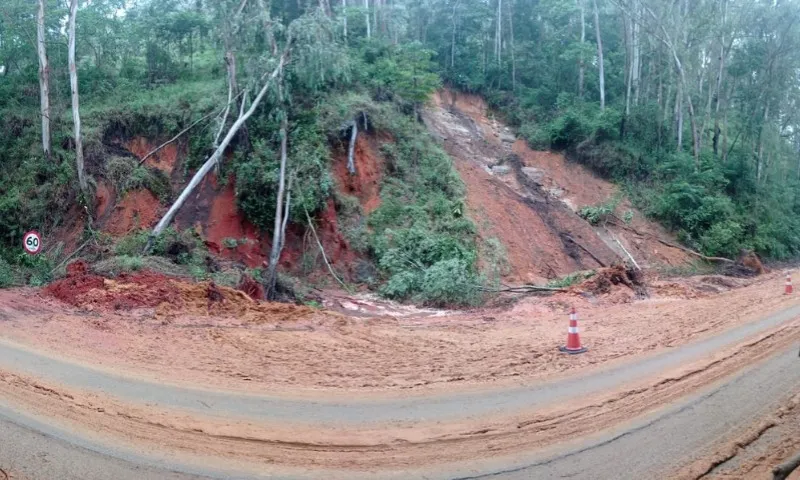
[23,231,42,255]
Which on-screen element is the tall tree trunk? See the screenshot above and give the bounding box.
[364,0,370,38]
[36,0,51,158]
[577,0,586,98]
[257,0,278,55]
[509,0,516,90]
[347,119,357,174]
[712,0,727,157]
[342,0,347,40]
[68,0,89,203]
[625,11,633,118]
[722,82,731,163]
[451,0,459,69]
[495,0,502,66]
[676,81,683,150]
[592,0,605,110]
[372,0,378,38]
[632,8,641,105]
[757,103,770,183]
[686,88,700,164]
[265,110,290,300]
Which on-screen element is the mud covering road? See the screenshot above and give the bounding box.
[445,345,800,480]
[0,303,798,478]
[0,332,797,479]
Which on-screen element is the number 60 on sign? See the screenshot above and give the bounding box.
[23,231,42,255]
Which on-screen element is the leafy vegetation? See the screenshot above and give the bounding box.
[6,0,800,303]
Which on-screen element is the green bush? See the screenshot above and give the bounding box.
[117,255,144,272]
[0,257,15,288]
[419,259,483,306]
[579,195,621,226]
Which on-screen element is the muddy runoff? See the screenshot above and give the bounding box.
[0,320,796,474]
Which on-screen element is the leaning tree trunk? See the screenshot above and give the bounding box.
[592,0,605,110]
[147,49,290,248]
[37,0,51,158]
[68,0,89,204]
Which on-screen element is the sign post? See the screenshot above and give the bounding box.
[23,231,42,255]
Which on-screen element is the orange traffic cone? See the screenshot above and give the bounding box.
[559,307,587,355]
[785,274,793,295]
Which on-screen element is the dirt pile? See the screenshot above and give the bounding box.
[157,281,316,322]
[44,261,105,306]
[722,250,768,277]
[45,260,317,323]
[45,260,180,310]
[238,274,265,300]
[575,265,647,298]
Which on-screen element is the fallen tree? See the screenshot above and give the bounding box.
[773,451,800,480]
[145,47,291,252]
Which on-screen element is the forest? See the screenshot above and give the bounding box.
[1,0,800,304]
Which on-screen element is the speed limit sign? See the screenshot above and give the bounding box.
[23,231,42,255]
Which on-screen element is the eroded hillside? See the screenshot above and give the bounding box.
[423,90,689,284]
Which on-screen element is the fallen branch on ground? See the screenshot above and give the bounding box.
[301,201,349,291]
[480,285,567,294]
[605,226,641,270]
[774,451,800,480]
[563,234,608,267]
[608,216,734,263]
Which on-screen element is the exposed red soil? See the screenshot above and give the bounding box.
[314,198,359,275]
[10,269,793,396]
[425,89,689,282]
[200,175,270,269]
[125,137,180,175]
[453,157,590,283]
[44,261,105,306]
[332,133,385,214]
[45,260,180,310]
[41,260,317,323]
[238,274,265,300]
[511,147,616,210]
[94,180,115,220]
[48,204,86,260]
[101,189,162,237]
[426,91,619,283]
[511,144,690,268]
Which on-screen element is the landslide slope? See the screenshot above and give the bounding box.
[423,89,689,284]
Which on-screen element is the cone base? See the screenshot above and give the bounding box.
[559,346,588,355]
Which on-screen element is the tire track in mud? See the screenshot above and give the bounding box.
[0,322,796,474]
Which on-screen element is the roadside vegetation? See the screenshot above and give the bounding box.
[2,0,800,306]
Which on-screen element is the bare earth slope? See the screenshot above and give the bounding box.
[423,89,689,283]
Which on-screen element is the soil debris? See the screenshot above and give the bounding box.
[238,274,264,300]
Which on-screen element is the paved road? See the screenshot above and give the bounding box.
[0,305,798,479]
[2,303,799,426]
[437,345,800,480]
